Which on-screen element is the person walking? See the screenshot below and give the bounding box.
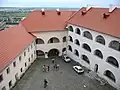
[54,63,57,71]
[57,64,59,70]
[52,59,55,64]
[44,79,48,88]
[42,65,46,72]
[47,65,50,71]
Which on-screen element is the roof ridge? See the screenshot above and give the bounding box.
[65,7,85,23]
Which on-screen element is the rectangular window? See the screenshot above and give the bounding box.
[28,47,29,52]
[24,51,26,56]
[13,61,16,67]
[0,74,3,83]
[25,63,27,67]
[6,67,10,74]
[31,54,33,58]
[19,56,21,61]
[9,80,12,88]
[28,58,30,62]
[20,68,23,72]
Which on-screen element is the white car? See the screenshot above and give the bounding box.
[73,66,84,74]
[62,55,71,62]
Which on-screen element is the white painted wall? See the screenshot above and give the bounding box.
[67,24,120,89]
[32,30,68,57]
[0,40,36,90]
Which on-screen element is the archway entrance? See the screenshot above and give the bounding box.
[48,49,59,57]
[36,50,45,58]
[94,64,98,73]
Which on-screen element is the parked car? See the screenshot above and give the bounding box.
[62,55,71,62]
[73,65,84,74]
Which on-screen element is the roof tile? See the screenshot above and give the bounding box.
[0,24,35,72]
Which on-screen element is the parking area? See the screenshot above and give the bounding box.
[12,57,116,90]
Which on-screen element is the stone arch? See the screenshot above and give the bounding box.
[94,49,103,59]
[95,35,105,45]
[36,38,45,44]
[48,48,59,57]
[106,56,119,68]
[104,70,116,82]
[63,36,66,42]
[81,55,90,64]
[74,39,80,46]
[74,49,79,56]
[36,50,45,58]
[68,36,73,42]
[68,26,73,32]
[82,43,91,52]
[75,28,81,35]
[109,40,120,51]
[68,45,72,52]
[62,48,66,52]
[48,37,60,43]
[83,31,93,40]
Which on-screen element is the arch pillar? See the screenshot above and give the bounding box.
[45,52,48,58]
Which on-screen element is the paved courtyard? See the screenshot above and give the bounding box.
[12,57,116,90]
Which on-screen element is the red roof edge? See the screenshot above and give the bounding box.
[65,9,82,23]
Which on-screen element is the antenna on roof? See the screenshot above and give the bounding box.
[56,8,61,15]
[41,8,45,15]
[109,4,120,12]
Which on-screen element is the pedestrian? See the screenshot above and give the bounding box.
[42,65,46,72]
[57,64,59,70]
[47,65,50,71]
[54,63,57,71]
[52,59,55,64]
[44,79,48,88]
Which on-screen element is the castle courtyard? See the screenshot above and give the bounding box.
[12,57,116,90]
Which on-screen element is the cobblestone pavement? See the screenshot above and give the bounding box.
[12,57,116,90]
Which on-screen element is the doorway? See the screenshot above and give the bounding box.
[48,49,59,57]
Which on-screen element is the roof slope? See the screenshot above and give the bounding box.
[22,10,76,32]
[0,24,35,72]
[67,7,120,37]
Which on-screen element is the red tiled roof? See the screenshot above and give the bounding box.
[67,7,120,37]
[22,10,76,32]
[0,24,35,72]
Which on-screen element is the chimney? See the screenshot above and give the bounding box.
[86,4,92,11]
[81,5,97,15]
[109,4,120,12]
[81,11,86,15]
[41,8,45,15]
[103,13,110,19]
[56,8,61,15]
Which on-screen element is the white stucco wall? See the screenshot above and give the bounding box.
[32,30,68,57]
[0,40,36,90]
[67,24,120,89]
